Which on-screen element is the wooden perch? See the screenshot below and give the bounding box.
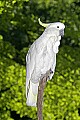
[37,70,51,120]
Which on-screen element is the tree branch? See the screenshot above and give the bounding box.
[37,70,51,120]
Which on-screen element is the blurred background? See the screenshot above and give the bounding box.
[0,0,80,120]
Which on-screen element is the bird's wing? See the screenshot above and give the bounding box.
[26,43,36,96]
[26,39,45,106]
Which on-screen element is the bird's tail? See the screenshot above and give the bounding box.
[26,80,39,107]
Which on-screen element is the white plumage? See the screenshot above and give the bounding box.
[26,20,65,106]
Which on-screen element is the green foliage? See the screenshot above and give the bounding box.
[0,0,80,120]
[0,40,16,59]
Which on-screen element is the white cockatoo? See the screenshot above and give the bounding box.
[26,18,65,106]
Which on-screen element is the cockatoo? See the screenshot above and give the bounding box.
[26,18,65,106]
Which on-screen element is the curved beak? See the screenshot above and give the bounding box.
[59,29,64,37]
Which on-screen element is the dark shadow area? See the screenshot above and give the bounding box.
[78,108,80,116]
[63,118,66,120]
[11,111,33,120]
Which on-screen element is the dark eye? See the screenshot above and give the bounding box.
[57,26,59,28]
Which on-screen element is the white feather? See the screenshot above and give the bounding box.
[27,81,39,106]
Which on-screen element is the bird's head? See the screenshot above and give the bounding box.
[38,18,65,37]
